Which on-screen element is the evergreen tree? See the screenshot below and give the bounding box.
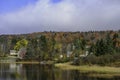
[26,41,35,59]
[89,44,96,54]
[47,36,56,59]
[39,35,48,60]
[112,33,119,52]
[95,39,106,56]
[105,34,114,54]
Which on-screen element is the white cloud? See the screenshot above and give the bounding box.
[0,0,120,34]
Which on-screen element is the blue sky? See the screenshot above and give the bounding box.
[0,0,62,14]
[0,0,38,14]
[51,0,62,3]
[0,0,120,34]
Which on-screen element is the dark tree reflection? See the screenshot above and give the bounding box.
[0,63,120,80]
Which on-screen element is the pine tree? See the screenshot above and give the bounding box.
[89,44,96,54]
[112,33,120,53]
[95,39,106,56]
[105,33,114,54]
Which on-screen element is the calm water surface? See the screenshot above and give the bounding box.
[0,63,119,80]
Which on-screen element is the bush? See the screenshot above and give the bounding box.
[79,55,97,65]
[72,57,80,65]
[55,57,70,63]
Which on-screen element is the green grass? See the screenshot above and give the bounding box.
[0,61,40,64]
[55,62,120,74]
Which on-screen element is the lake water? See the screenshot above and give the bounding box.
[0,63,119,80]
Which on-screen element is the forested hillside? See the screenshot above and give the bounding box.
[0,30,120,62]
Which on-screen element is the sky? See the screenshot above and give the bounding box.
[0,0,120,34]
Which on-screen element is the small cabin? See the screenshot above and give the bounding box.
[10,48,26,59]
[79,51,89,57]
[10,50,18,56]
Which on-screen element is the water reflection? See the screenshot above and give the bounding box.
[0,63,26,80]
[24,64,55,80]
[0,63,119,80]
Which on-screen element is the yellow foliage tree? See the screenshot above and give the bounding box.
[14,39,28,51]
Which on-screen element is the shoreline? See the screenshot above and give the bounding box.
[55,62,120,74]
[0,61,40,64]
[0,61,54,64]
[0,61,120,77]
[0,61,120,74]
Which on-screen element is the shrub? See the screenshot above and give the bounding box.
[72,57,80,65]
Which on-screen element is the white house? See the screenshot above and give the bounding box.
[10,48,27,59]
[10,50,18,56]
[79,51,88,57]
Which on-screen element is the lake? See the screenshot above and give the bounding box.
[0,63,119,80]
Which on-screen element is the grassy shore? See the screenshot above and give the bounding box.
[0,61,39,64]
[55,62,120,74]
[0,61,54,64]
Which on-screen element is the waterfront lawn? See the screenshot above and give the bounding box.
[55,62,120,74]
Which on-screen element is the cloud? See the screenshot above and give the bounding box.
[0,0,120,34]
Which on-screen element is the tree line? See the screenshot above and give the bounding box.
[0,30,119,61]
